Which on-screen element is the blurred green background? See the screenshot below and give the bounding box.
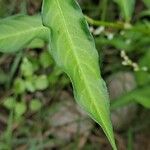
[0,0,150,150]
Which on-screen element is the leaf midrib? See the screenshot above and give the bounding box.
[55,0,113,146]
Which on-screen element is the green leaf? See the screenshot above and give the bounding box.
[48,66,63,86]
[3,97,16,110]
[114,0,135,22]
[0,15,49,53]
[13,78,26,94]
[15,102,27,117]
[143,0,150,9]
[42,0,117,149]
[34,75,49,90]
[39,50,53,68]
[29,99,42,112]
[25,78,36,93]
[111,86,150,109]
[135,50,150,85]
[21,57,34,77]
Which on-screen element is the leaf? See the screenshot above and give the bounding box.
[111,86,150,109]
[25,78,36,93]
[114,0,135,22]
[21,57,34,77]
[13,78,26,94]
[3,97,16,110]
[34,75,49,90]
[143,0,150,9]
[15,102,27,117]
[140,10,150,18]
[0,15,49,53]
[39,50,53,68]
[42,0,117,149]
[135,50,150,86]
[0,69,8,84]
[29,99,42,112]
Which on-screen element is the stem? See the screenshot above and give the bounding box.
[85,15,150,35]
[85,15,129,29]
[127,129,133,150]
[6,51,23,88]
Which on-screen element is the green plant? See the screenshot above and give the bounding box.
[0,0,117,149]
[114,0,135,22]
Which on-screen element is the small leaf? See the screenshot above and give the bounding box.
[25,78,36,93]
[39,51,53,68]
[21,57,34,77]
[29,99,42,112]
[135,50,150,85]
[34,75,49,90]
[15,102,27,117]
[48,67,63,86]
[13,78,26,94]
[3,97,16,110]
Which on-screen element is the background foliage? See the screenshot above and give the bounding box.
[0,0,150,150]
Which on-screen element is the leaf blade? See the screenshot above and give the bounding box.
[0,15,49,53]
[42,0,117,149]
